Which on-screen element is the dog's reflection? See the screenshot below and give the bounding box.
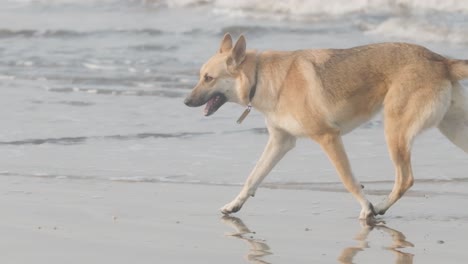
[338,222,414,264]
[222,216,414,264]
[221,216,272,264]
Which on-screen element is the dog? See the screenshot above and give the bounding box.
[184,33,468,220]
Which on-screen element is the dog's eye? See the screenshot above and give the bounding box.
[204,75,214,82]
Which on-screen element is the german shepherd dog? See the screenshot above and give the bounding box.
[184,33,468,220]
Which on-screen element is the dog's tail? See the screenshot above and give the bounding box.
[449,59,468,80]
[438,79,468,153]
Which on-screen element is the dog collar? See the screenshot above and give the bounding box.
[236,54,258,124]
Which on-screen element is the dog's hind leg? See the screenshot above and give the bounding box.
[317,133,375,220]
[221,125,296,214]
[438,83,468,153]
[374,80,452,215]
[374,121,415,216]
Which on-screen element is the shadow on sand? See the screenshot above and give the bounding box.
[221,216,414,264]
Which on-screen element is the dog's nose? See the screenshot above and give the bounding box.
[184,97,193,106]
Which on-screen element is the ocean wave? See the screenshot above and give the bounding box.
[46,86,189,97]
[0,128,271,146]
[366,17,468,44]
[0,28,164,39]
[219,24,349,36]
[0,132,215,146]
[129,44,178,51]
[162,0,468,17]
[3,1,468,46]
[6,0,468,15]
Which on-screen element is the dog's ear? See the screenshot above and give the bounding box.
[228,35,246,67]
[219,33,233,53]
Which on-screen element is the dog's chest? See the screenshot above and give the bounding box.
[267,114,307,137]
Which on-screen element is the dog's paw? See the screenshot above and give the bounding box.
[220,201,243,215]
[359,203,386,226]
[359,203,376,220]
[373,203,388,215]
[359,216,386,227]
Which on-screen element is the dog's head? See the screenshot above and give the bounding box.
[184,33,248,116]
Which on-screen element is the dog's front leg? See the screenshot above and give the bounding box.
[221,127,296,214]
[317,133,375,220]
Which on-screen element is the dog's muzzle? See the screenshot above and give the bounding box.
[184,97,196,107]
[184,92,227,116]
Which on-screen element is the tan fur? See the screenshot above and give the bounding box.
[184,34,468,220]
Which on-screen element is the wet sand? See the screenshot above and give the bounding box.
[1,175,466,264]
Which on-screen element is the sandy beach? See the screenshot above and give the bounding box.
[1,174,467,264]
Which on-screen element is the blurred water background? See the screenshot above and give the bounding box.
[0,0,466,195]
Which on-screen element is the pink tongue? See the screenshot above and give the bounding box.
[204,96,217,115]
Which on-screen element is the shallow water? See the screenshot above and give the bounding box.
[0,0,467,193]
